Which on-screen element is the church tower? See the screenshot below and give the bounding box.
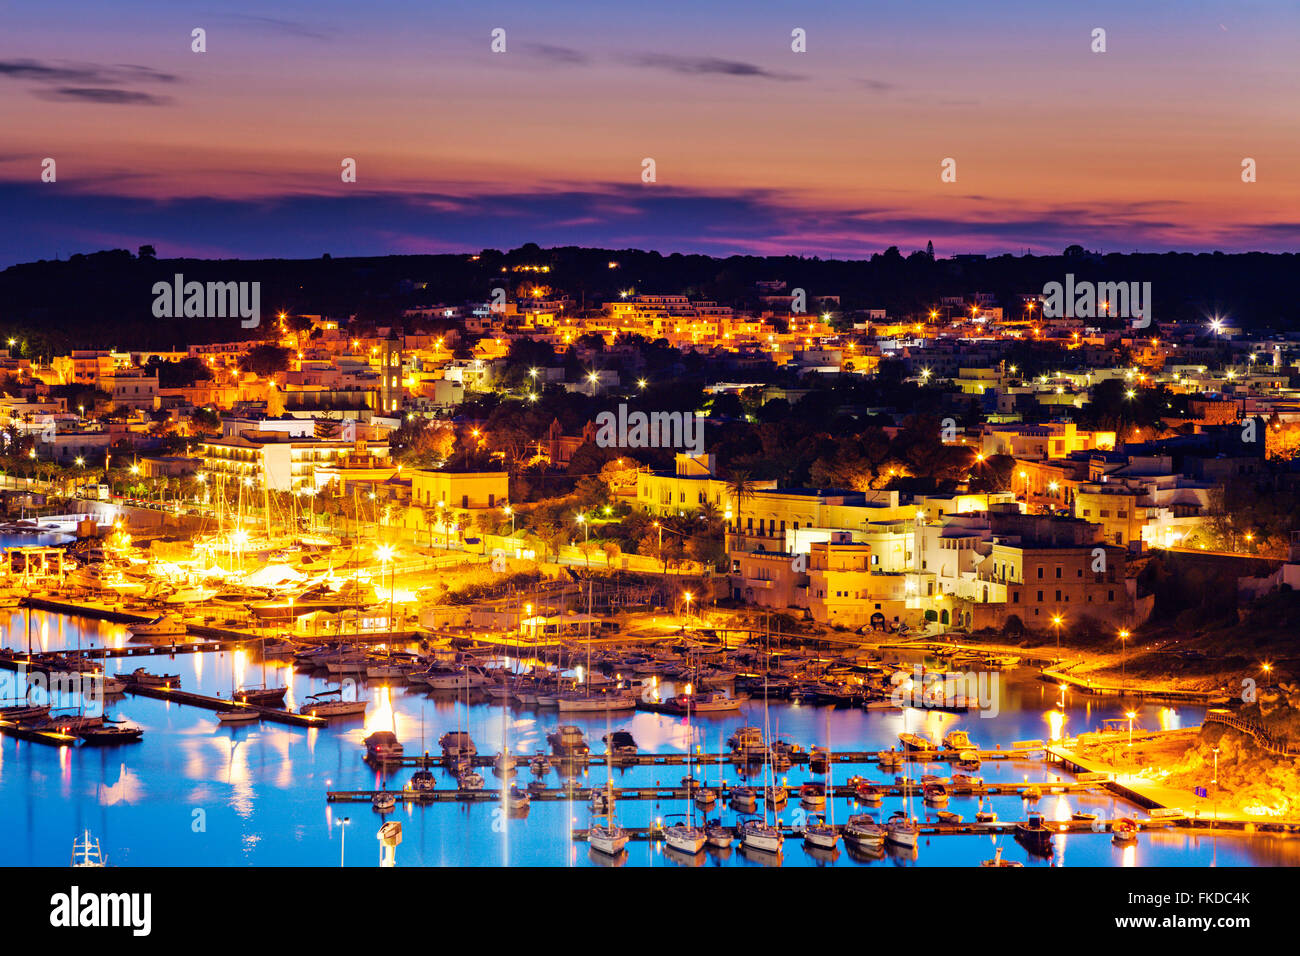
[380,328,403,414]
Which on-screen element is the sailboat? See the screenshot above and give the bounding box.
[738,631,783,855]
[234,636,288,706]
[705,730,733,848]
[217,648,261,724]
[886,712,920,849]
[71,830,106,867]
[804,710,840,849]
[663,686,706,854]
[588,718,629,856]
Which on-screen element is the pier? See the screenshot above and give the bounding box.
[0,717,79,747]
[120,683,326,727]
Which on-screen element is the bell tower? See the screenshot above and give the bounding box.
[380,328,403,414]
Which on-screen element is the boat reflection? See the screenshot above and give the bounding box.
[588,846,628,867]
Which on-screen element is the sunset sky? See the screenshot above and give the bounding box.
[2,0,1297,265]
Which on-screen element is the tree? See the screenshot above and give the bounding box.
[237,345,291,378]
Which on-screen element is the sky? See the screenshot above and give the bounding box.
[1,0,1298,266]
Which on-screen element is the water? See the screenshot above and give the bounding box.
[0,604,1290,867]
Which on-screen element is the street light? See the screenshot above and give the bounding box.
[337,816,351,867]
[503,505,515,534]
[576,513,588,544]
[683,591,692,619]
[1126,710,1136,749]
[1052,614,1063,662]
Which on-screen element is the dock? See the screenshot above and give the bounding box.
[120,683,326,727]
[0,717,79,746]
[327,779,1097,803]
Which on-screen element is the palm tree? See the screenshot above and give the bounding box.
[724,470,756,542]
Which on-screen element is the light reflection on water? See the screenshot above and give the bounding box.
[0,606,1294,867]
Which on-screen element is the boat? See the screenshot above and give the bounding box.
[955,751,982,772]
[589,734,629,856]
[885,809,919,848]
[546,725,590,756]
[800,781,827,811]
[935,810,962,824]
[126,668,180,688]
[975,810,998,823]
[663,690,744,714]
[556,690,637,713]
[71,830,106,867]
[980,845,1023,867]
[372,792,396,812]
[803,813,840,850]
[855,783,884,805]
[76,726,144,746]
[507,784,531,810]
[298,692,367,719]
[216,708,260,724]
[439,731,477,762]
[365,731,404,761]
[727,726,767,761]
[843,813,886,849]
[1112,817,1139,845]
[457,769,485,791]
[705,819,733,849]
[494,751,516,776]
[877,748,904,768]
[602,729,639,760]
[738,816,784,853]
[126,614,187,639]
[1023,785,1042,802]
[763,785,787,809]
[943,729,974,750]
[408,769,437,794]
[233,686,287,706]
[529,754,552,776]
[923,783,949,806]
[0,704,50,722]
[1014,811,1055,856]
[809,746,829,773]
[898,731,932,752]
[1071,810,1099,823]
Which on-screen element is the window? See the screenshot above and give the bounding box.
[1036,590,1043,601]
[1037,567,1044,579]
[1012,592,1020,603]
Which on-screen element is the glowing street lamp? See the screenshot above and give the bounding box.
[1126,711,1136,749]
[503,505,515,534]
[1052,614,1064,662]
[1118,629,1130,682]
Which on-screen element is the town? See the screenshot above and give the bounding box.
[1,243,1298,871]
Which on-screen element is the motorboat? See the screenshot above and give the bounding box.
[507,785,531,810]
[529,753,552,776]
[365,731,404,761]
[975,810,998,823]
[730,785,757,812]
[547,725,590,756]
[898,732,932,752]
[803,813,840,850]
[923,783,950,806]
[663,690,744,714]
[935,810,962,824]
[763,785,787,809]
[76,725,144,746]
[602,729,638,760]
[843,813,885,849]
[457,769,485,791]
[1072,810,1099,823]
[694,786,717,809]
[980,846,1023,867]
[372,792,396,812]
[439,731,477,762]
[799,781,827,811]
[127,614,187,639]
[1014,811,1054,856]
[1112,817,1139,845]
[126,668,180,688]
[943,729,974,750]
[727,726,767,761]
[885,810,919,848]
[234,686,287,706]
[216,708,260,724]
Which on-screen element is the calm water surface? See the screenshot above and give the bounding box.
[0,581,1286,867]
